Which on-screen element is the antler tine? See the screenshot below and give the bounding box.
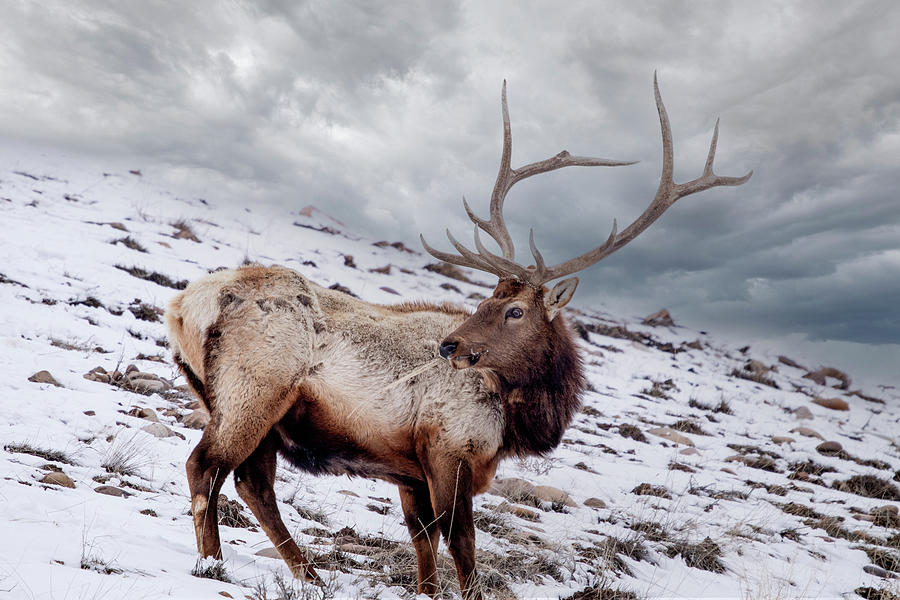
[419,233,505,277]
[522,73,752,286]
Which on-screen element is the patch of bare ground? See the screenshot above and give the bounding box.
[669,461,696,473]
[832,475,900,501]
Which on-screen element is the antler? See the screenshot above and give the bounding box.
[420,80,636,278]
[421,74,752,286]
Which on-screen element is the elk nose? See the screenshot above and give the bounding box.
[439,340,458,359]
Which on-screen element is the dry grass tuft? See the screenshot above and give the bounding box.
[832,475,900,501]
[5,442,77,465]
[665,537,725,573]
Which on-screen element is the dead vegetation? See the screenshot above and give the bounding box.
[688,397,733,414]
[111,236,147,253]
[832,475,900,501]
[114,265,188,289]
[665,537,725,573]
[4,442,77,465]
[730,367,779,389]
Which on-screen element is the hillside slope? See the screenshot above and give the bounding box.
[1,146,898,600]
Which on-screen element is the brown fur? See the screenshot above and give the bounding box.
[167,265,584,599]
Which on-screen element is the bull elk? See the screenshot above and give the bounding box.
[166,74,750,598]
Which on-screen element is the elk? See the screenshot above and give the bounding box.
[166,74,750,599]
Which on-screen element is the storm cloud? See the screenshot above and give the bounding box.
[1,1,898,384]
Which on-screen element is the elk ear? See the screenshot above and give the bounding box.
[544,277,578,321]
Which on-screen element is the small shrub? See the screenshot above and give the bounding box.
[191,557,231,582]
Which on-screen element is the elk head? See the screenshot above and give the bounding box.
[423,74,752,380]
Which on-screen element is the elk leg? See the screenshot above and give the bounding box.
[398,483,441,596]
[186,385,301,563]
[427,456,480,600]
[185,428,230,559]
[234,433,320,582]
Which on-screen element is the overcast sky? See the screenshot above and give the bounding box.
[2,1,898,387]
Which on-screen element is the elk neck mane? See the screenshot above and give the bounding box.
[489,310,584,458]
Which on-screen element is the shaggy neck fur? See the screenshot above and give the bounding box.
[494,315,584,457]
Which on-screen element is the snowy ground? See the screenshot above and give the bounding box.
[1,143,898,600]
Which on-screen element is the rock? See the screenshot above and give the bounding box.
[583,497,607,509]
[255,547,282,559]
[95,485,130,497]
[721,468,737,475]
[29,370,62,387]
[778,355,806,370]
[128,407,159,422]
[337,490,360,498]
[496,502,541,521]
[642,308,674,327]
[816,441,843,455]
[648,426,695,447]
[790,427,824,440]
[679,447,700,456]
[40,472,75,488]
[684,340,703,350]
[83,367,110,383]
[181,409,210,429]
[533,485,577,507]
[489,478,537,503]
[771,436,795,445]
[793,406,814,420]
[812,397,849,411]
[379,286,400,295]
[141,422,184,440]
[863,564,898,579]
[804,367,851,390]
[83,410,96,416]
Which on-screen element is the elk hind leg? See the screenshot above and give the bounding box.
[234,433,320,582]
[186,386,300,562]
[399,483,441,596]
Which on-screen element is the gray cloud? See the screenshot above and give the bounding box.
[1,0,898,383]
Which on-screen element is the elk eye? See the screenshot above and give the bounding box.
[505,307,524,319]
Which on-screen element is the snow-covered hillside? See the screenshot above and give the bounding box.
[1,145,898,600]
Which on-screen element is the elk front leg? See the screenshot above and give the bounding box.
[398,483,441,597]
[427,455,480,600]
[234,433,320,582]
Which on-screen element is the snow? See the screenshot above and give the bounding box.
[1,142,898,599]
